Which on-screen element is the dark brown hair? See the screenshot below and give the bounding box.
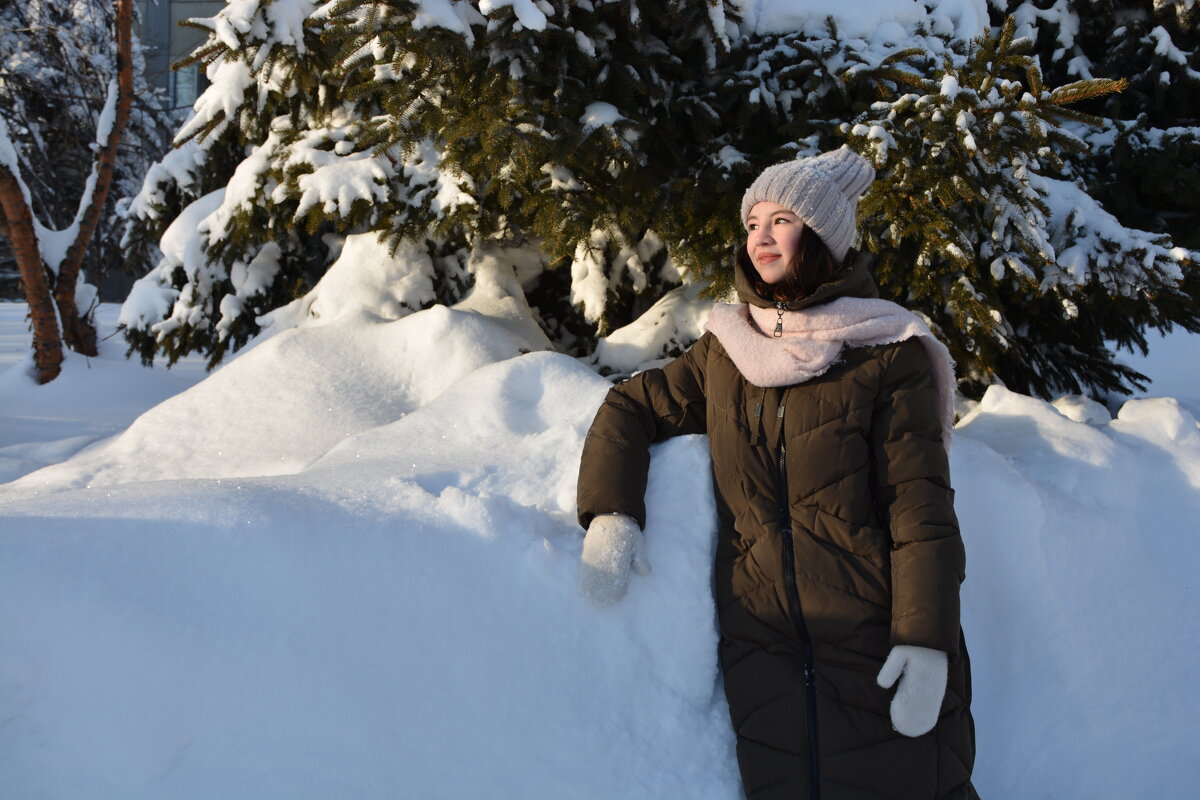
[736,224,846,303]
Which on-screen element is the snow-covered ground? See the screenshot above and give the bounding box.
[2,293,1198,799]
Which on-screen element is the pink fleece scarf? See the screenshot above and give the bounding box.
[705,298,957,442]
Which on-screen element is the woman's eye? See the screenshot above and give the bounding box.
[774,216,792,225]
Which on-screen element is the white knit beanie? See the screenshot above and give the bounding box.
[740,146,875,261]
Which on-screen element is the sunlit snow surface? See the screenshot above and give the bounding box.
[2,301,1199,799]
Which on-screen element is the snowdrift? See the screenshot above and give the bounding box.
[2,293,1199,798]
[1,346,736,798]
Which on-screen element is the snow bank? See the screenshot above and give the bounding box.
[0,305,207,483]
[11,235,552,493]
[6,303,543,492]
[954,387,1200,798]
[263,233,437,328]
[2,300,1200,798]
[0,351,737,799]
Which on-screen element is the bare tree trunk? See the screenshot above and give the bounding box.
[0,170,63,383]
[55,0,135,357]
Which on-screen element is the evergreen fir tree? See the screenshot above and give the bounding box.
[995,1,1199,247]
[845,17,1195,397]
[981,1,1200,393]
[119,2,1197,399]
[119,0,339,366]
[121,0,740,366]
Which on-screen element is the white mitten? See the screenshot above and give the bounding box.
[876,644,948,737]
[579,513,651,605]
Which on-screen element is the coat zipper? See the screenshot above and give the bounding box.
[775,401,821,799]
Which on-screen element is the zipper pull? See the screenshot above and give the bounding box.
[749,402,763,445]
[773,303,785,338]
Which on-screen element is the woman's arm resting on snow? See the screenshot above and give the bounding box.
[870,338,965,658]
[576,333,711,532]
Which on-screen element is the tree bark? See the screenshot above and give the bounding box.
[56,0,135,357]
[0,169,63,383]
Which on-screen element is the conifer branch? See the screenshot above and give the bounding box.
[1047,78,1129,106]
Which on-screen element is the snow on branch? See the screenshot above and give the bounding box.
[175,58,253,145]
[1044,177,1191,295]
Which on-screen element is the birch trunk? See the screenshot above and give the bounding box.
[0,172,63,383]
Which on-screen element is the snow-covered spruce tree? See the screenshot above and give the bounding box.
[986,2,1200,389]
[120,0,743,367]
[118,0,344,367]
[844,16,1196,398]
[0,0,167,382]
[121,3,1194,397]
[120,0,979,370]
[324,0,747,346]
[996,1,1200,249]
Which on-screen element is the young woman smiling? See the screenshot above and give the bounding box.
[577,147,978,800]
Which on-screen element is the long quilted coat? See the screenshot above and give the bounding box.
[577,260,977,799]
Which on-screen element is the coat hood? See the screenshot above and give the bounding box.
[735,249,881,311]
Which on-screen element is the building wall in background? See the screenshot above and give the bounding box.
[137,0,223,109]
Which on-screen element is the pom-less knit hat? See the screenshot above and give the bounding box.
[740,146,875,262]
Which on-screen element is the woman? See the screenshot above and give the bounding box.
[576,147,977,799]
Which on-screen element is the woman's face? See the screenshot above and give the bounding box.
[745,201,803,285]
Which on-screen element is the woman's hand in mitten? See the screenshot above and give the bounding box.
[876,645,948,737]
[579,513,650,605]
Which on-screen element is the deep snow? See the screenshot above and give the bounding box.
[1,290,1198,799]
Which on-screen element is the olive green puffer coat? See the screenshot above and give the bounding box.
[577,261,977,800]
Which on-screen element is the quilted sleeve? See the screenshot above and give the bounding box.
[576,333,711,531]
[871,338,965,657]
